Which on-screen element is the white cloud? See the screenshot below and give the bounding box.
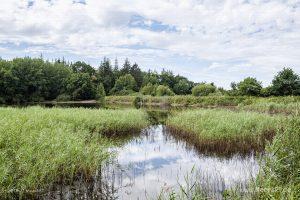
[0,0,299,87]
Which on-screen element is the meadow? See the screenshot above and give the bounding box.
[0,107,149,197]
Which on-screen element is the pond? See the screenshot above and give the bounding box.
[28,103,260,199]
[101,125,259,199]
[43,127,259,199]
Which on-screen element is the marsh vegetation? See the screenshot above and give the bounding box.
[0,57,299,199]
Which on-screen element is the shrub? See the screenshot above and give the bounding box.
[141,83,157,96]
[192,84,216,96]
[156,85,175,96]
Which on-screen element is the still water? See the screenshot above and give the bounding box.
[43,125,259,200]
[101,125,258,199]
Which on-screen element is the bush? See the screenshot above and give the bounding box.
[141,83,157,96]
[192,84,216,96]
[156,85,175,96]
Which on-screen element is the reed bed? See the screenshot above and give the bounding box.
[0,106,149,197]
[166,109,287,155]
[253,116,300,199]
[240,101,300,115]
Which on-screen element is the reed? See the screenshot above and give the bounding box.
[166,109,287,155]
[0,106,149,196]
[253,116,300,199]
[240,101,300,115]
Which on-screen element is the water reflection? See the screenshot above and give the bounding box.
[101,125,259,199]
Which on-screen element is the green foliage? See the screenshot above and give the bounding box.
[192,84,216,96]
[0,57,71,103]
[110,74,137,95]
[130,63,143,89]
[160,69,176,89]
[141,83,158,96]
[240,96,300,114]
[0,107,149,195]
[95,83,106,104]
[173,79,191,95]
[156,85,175,96]
[142,70,160,86]
[71,61,95,75]
[55,93,71,102]
[120,58,131,76]
[237,77,262,96]
[271,67,300,96]
[255,117,300,199]
[260,86,272,97]
[66,73,96,100]
[1,56,299,105]
[97,58,115,94]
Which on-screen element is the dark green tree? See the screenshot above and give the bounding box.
[160,69,176,89]
[237,77,262,96]
[110,74,137,95]
[130,63,143,90]
[71,61,95,75]
[66,73,96,100]
[142,70,160,86]
[272,68,300,96]
[97,58,115,94]
[173,79,191,95]
[120,58,131,76]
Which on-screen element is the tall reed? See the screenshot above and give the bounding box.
[166,109,287,155]
[0,107,149,196]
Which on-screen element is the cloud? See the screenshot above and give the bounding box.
[0,0,299,87]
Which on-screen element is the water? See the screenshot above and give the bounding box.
[99,125,259,199]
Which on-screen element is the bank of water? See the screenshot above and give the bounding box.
[42,125,259,199]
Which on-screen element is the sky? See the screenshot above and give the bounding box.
[0,0,299,88]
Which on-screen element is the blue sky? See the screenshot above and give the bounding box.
[0,0,299,88]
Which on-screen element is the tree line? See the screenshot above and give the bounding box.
[0,57,299,104]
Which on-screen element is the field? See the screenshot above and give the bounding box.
[0,107,149,197]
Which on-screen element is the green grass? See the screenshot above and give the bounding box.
[240,99,300,115]
[106,95,300,111]
[0,106,149,196]
[166,109,287,154]
[253,116,300,199]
